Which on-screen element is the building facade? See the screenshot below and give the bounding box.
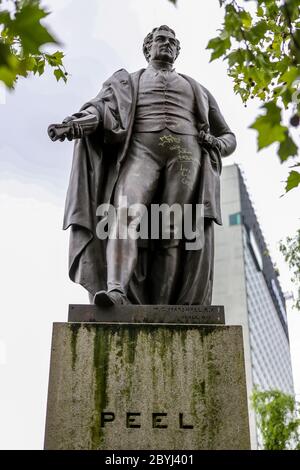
[212,164,294,448]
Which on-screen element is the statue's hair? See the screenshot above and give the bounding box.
[143,25,180,62]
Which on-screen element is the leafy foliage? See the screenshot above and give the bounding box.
[169,0,300,192]
[207,0,300,190]
[252,389,300,450]
[0,0,67,88]
[280,229,300,311]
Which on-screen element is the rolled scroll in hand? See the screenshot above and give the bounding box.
[47,123,73,142]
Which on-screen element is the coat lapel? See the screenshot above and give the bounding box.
[179,73,210,132]
[117,68,145,165]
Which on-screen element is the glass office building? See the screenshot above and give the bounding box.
[212,164,294,448]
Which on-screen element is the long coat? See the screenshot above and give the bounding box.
[63,68,236,298]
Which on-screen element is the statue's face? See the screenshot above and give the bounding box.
[149,30,178,63]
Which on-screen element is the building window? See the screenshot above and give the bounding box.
[229,212,241,225]
[249,229,263,271]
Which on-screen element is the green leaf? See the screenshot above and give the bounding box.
[226,48,246,67]
[249,65,272,89]
[45,51,64,67]
[280,87,292,109]
[259,124,287,148]
[262,101,282,125]
[250,102,287,149]
[207,35,231,61]
[285,170,300,192]
[275,55,292,73]
[0,10,11,26]
[33,57,45,76]
[0,65,17,87]
[271,34,283,55]
[265,2,279,18]
[54,67,66,83]
[52,51,64,65]
[250,20,268,44]
[278,133,298,161]
[224,6,248,41]
[224,4,240,31]
[24,56,36,71]
[282,0,300,22]
[257,5,264,17]
[252,388,300,449]
[10,4,58,54]
[256,52,272,72]
[0,2,66,88]
[240,11,252,29]
[289,30,300,64]
[0,42,12,67]
[280,67,300,86]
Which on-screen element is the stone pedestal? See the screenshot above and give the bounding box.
[44,305,250,450]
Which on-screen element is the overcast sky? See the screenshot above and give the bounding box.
[0,0,299,449]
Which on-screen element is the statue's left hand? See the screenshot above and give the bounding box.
[198,130,221,151]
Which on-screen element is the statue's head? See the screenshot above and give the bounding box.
[143,25,180,64]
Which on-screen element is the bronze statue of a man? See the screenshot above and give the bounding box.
[48,25,236,307]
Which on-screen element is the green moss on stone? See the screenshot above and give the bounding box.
[199,326,218,339]
[205,339,222,445]
[83,323,92,332]
[91,326,110,449]
[114,329,124,359]
[124,327,141,402]
[199,380,206,396]
[124,327,138,365]
[189,329,222,448]
[179,328,187,354]
[69,323,81,371]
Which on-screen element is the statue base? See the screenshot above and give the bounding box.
[44,305,250,450]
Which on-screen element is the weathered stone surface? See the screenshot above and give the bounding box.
[68,304,225,324]
[44,321,250,450]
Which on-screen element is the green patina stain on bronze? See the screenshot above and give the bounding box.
[69,323,81,371]
[90,326,110,449]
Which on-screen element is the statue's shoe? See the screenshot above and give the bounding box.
[93,289,131,307]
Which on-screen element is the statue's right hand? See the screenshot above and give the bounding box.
[47,122,74,142]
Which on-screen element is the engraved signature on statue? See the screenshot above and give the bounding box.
[159,135,200,189]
